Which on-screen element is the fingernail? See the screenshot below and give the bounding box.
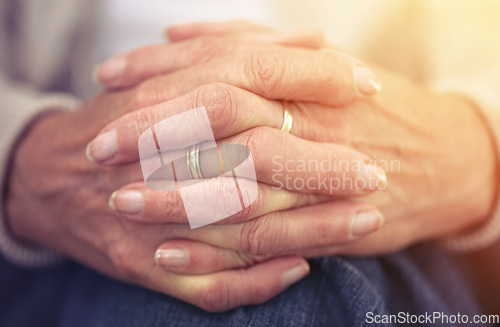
[96,56,126,86]
[109,190,144,214]
[281,263,309,289]
[85,142,95,163]
[350,210,384,237]
[86,129,118,163]
[108,191,118,211]
[354,64,381,95]
[357,164,387,190]
[155,248,189,267]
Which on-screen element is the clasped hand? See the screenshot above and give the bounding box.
[6,21,495,312]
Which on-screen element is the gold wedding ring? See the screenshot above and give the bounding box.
[187,143,203,179]
[280,100,293,133]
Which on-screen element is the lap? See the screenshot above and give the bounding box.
[0,243,482,327]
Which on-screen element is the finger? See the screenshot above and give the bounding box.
[182,47,381,104]
[108,180,328,224]
[95,40,261,88]
[154,239,267,274]
[102,47,380,108]
[175,201,385,256]
[96,30,324,89]
[165,256,310,312]
[85,82,379,176]
[217,128,386,195]
[87,83,286,164]
[165,20,272,42]
[91,123,387,196]
[117,234,309,312]
[89,95,386,195]
[110,227,309,312]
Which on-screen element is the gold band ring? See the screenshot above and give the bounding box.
[280,100,293,133]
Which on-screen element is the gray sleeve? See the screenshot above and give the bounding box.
[0,0,81,267]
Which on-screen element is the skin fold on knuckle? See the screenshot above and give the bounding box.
[316,216,351,246]
[232,250,269,268]
[236,126,275,174]
[239,214,287,255]
[111,110,154,156]
[239,218,265,255]
[151,192,187,222]
[131,108,157,133]
[194,83,238,130]
[244,49,285,98]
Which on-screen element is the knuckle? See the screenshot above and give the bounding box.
[194,83,238,129]
[239,127,273,168]
[198,279,232,312]
[187,37,223,65]
[126,108,155,136]
[316,218,346,246]
[307,29,325,47]
[241,127,266,153]
[245,49,285,97]
[266,213,290,251]
[239,213,290,255]
[130,80,157,109]
[233,251,267,268]
[239,217,268,255]
[157,192,187,221]
[108,243,139,280]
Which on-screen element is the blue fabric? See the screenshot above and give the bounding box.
[0,243,483,327]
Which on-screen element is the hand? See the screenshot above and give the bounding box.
[5,89,321,312]
[4,27,386,312]
[94,22,496,264]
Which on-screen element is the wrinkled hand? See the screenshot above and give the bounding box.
[94,21,496,265]
[6,87,326,312]
[5,23,386,312]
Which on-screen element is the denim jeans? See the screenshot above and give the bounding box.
[0,243,483,327]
